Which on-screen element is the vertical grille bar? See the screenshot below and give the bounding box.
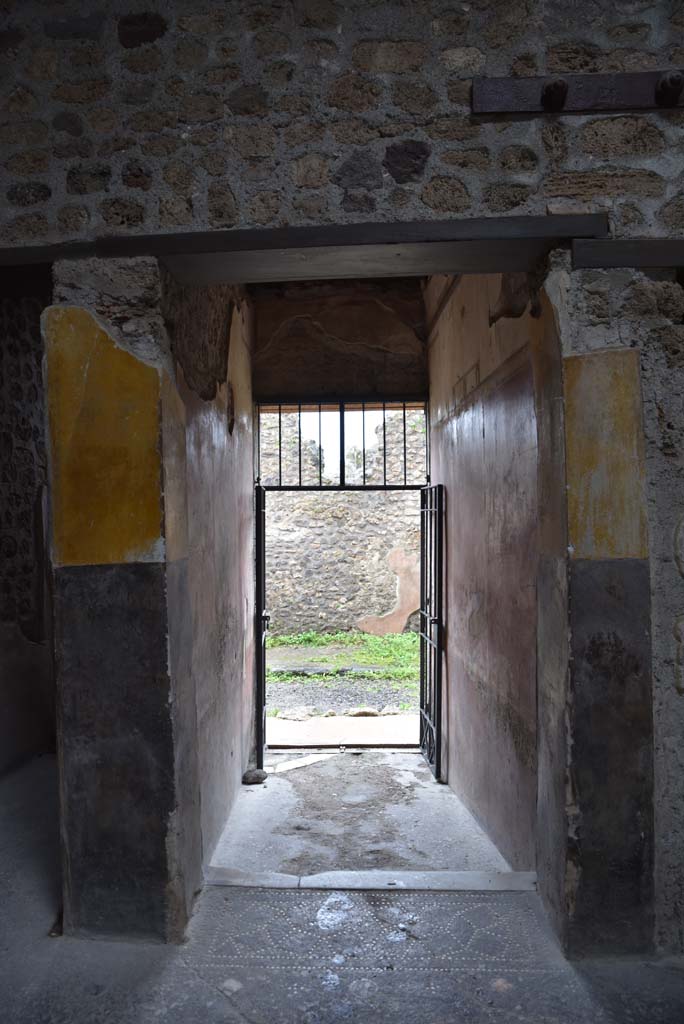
[278,404,282,487]
[403,402,407,486]
[339,402,345,487]
[382,401,386,486]
[362,402,366,486]
[318,403,322,487]
[298,402,302,487]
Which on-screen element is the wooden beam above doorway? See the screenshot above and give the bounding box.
[0,213,609,284]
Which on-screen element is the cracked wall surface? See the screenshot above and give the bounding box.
[3,2,683,246]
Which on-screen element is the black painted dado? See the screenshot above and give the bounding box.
[165,557,202,934]
[567,558,654,954]
[54,562,174,939]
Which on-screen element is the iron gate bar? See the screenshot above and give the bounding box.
[255,484,267,769]
[403,404,407,486]
[340,402,345,488]
[362,402,366,486]
[318,403,322,487]
[419,484,444,779]
[278,404,282,488]
[298,402,302,487]
[382,402,387,486]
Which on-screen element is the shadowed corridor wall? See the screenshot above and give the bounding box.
[426,274,540,871]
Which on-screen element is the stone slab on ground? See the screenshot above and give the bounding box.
[205,866,537,892]
[267,712,419,746]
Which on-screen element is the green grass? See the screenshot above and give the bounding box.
[266,630,419,684]
[266,630,417,679]
[267,630,369,648]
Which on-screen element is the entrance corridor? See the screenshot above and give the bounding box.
[3,755,684,1024]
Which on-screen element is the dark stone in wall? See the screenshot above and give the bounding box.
[44,13,105,40]
[117,12,167,49]
[567,557,654,955]
[66,164,112,195]
[332,149,383,191]
[7,182,51,207]
[383,140,430,184]
[0,28,25,53]
[52,112,84,137]
[54,561,175,939]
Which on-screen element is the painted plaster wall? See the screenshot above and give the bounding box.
[545,252,684,952]
[0,269,54,774]
[170,295,255,864]
[1,3,683,247]
[45,258,254,939]
[426,273,540,870]
[43,301,176,938]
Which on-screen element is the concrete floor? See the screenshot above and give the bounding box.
[3,756,684,1023]
[210,750,512,884]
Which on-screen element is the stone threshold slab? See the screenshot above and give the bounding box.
[204,867,537,893]
[267,713,419,747]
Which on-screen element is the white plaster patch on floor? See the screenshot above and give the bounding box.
[265,752,337,773]
[316,893,355,931]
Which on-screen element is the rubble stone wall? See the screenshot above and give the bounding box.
[1,2,683,247]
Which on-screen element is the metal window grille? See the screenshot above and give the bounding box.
[256,400,428,491]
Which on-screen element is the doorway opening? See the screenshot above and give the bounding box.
[254,400,437,762]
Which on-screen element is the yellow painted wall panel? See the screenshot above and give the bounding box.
[564,349,647,560]
[44,306,163,567]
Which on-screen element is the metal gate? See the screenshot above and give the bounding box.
[254,484,269,769]
[419,484,444,778]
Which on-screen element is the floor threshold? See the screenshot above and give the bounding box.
[204,867,537,893]
[266,745,421,753]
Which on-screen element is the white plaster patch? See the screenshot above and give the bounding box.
[315,893,354,931]
[219,978,243,995]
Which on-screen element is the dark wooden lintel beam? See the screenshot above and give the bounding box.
[0,214,608,270]
[573,239,684,269]
[473,69,684,115]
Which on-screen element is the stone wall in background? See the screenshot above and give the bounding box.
[0,268,54,774]
[0,271,50,634]
[267,489,420,636]
[263,404,425,634]
[1,2,683,246]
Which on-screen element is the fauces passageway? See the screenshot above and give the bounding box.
[3,757,684,1024]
